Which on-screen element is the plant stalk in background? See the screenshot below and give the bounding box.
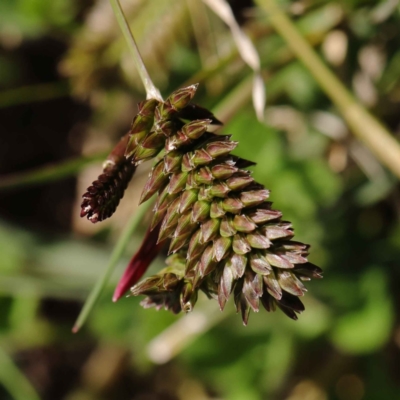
[256,0,400,179]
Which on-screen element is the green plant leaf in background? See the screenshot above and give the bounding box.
[330,267,394,354]
[0,0,78,38]
[0,346,41,400]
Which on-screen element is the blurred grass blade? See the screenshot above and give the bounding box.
[72,199,153,333]
[203,0,266,121]
[0,81,69,109]
[0,346,41,400]
[256,0,400,180]
[203,0,260,70]
[0,152,107,192]
[253,73,266,121]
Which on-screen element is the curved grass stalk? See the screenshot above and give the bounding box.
[256,0,400,179]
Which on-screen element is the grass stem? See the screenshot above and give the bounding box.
[108,0,163,101]
[72,199,153,333]
[256,0,400,179]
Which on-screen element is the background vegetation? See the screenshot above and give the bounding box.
[1,0,400,399]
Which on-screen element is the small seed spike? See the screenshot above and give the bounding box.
[80,133,136,223]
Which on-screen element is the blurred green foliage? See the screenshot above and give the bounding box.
[1,0,400,399]
[0,0,78,37]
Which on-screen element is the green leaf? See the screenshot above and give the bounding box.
[0,346,41,400]
[330,267,394,354]
[261,329,294,394]
[302,158,342,206]
[226,111,284,176]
